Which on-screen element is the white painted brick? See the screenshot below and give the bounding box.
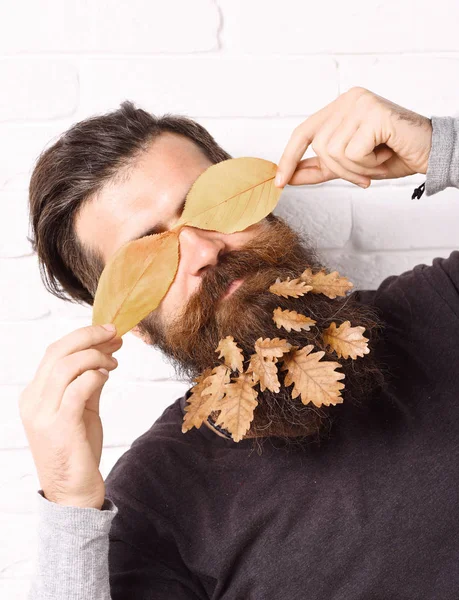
[0,60,78,122]
[0,256,50,320]
[197,117,306,163]
[0,188,31,258]
[220,0,459,53]
[0,124,69,188]
[0,319,178,386]
[352,186,459,251]
[0,0,219,54]
[77,57,338,117]
[274,185,352,249]
[339,56,459,117]
[0,512,36,577]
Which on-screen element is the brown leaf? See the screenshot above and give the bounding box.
[299,268,353,299]
[254,336,292,360]
[175,157,282,234]
[201,364,231,403]
[92,231,179,337]
[182,368,214,433]
[322,321,370,360]
[281,345,345,408]
[269,276,313,298]
[272,307,317,333]
[214,373,259,442]
[215,336,244,372]
[247,352,280,393]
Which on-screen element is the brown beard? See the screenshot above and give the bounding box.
[137,214,387,451]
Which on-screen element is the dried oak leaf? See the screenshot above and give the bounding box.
[215,336,244,372]
[273,307,316,333]
[269,277,313,298]
[322,321,370,360]
[201,364,231,405]
[214,372,259,442]
[281,345,345,408]
[175,157,282,234]
[92,231,179,337]
[247,352,280,393]
[182,368,214,433]
[254,337,292,360]
[299,268,353,299]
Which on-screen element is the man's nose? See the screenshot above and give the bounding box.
[178,226,226,276]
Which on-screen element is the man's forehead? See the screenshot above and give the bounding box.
[74,132,212,262]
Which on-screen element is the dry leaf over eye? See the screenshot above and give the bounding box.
[281,345,345,408]
[92,230,179,336]
[174,157,282,234]
[322,321,370,360]
[299,268,354,299]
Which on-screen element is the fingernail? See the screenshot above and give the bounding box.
[275,173,283,187]
[99,368,109,376]
[102,324,116,332]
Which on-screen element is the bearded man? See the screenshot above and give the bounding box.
[21,88,459,599]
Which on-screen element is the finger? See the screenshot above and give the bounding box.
[276,106,334,187]
[288,157,339,185]
[43,349,118,413]
[36,324,118,386]
[344,126,392,167]
[60,369,108,424]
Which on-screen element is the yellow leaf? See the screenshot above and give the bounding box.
[322,321,370,360]
[299,268,353,299]
[272,308,316,333]
[92,231,179,337]
[254,337,292,360]
[215,336,244,372]
[247,352,280,393]
[281,345,345,408]
[182,368,214,433]
[174,157,282,234]
[269,277,313,298]
[214,373,259,442]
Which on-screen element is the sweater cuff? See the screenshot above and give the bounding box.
[37,489,118,535]
[425,116,459,196]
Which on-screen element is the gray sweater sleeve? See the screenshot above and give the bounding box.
[26,115,459,600]
[27,490,118,600]
[425,116,459,196]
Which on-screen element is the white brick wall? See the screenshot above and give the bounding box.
[1,1,458,594]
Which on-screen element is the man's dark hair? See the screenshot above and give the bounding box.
[28,100,232,306]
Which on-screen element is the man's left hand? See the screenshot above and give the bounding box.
[275,87,433,189]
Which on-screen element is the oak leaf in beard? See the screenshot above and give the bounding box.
[269,277,313,298]
[281,345,345,408]
[254,337,292,360]
[182,367,214,433]
[322,321,370,359]
[299,268,354,299]
[246,352,280,393]
[213,372,259,442]
[272,307,317,333]
[215,336,245,372]
[92,157,282,336]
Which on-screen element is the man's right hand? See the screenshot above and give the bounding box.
[19,324,122,510]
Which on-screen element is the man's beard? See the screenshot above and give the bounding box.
[137,214,387,449]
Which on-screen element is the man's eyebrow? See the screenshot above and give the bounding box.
[131,196,188,242]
